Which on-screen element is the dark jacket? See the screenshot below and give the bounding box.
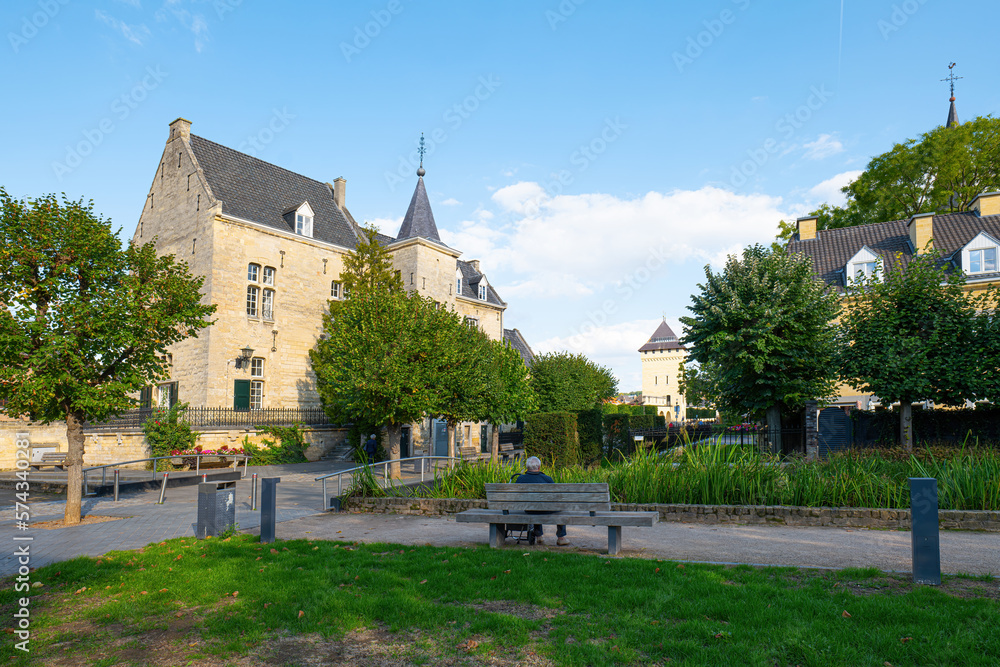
[515,470,553,484]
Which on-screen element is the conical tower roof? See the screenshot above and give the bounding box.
[947,97,959,128]
[396,175,441,243]
[638,319,685,352]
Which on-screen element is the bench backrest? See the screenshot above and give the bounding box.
[485,482,611,513]
[42,453,66,461]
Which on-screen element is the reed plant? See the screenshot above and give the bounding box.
[416,440,1000,511]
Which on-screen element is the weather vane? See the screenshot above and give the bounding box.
[941,62,962,99]
[416,133,427,177]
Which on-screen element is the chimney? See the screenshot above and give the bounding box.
[796,215,818,241]
[970,191,1000,217]
[332,177,346,209]
[169,117,192,142]
[469,259,481,273]
[908,212,934,254]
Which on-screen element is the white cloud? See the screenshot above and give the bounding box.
[480,183,789,297]
[802,134,844,160]
[439,197,461,206]
[156,1,210,52]
[536,318,672,390]
[808,170,862,206]
[95,10,150,45]
[367,216,402,237]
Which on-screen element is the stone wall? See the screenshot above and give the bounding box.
[0,421,348,470]
[347,496,1000,531]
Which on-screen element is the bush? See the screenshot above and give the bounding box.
[643,405,658,416]
[575,408,603,465]
[630,414,655,431]
[687,406,717,420]
[143,402,198,458]
[524,412,579,466]
[627,405,645,416]
[243,423,309,465]
[654,415,666,429]
[602,403,620,415]
[603,413,632,459]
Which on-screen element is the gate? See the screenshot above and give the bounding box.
[818,407,852,457]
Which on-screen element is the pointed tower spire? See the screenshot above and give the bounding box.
[638,320,684,352]
[396,133,442,243]
[942,62,962,128]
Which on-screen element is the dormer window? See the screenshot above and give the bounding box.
[854,261,877,280]
[477,276,489,301]
[456,268,463,295]
[478,284,487,300]
[970,248,997,273]
[291,202,314,238]
[845,246,881,285]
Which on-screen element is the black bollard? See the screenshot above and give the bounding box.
[909,477,941,585]
[260,477,281,544]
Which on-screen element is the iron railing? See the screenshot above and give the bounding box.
[316,456,463,509]
[82,453,249,495]
[83,406,337,431]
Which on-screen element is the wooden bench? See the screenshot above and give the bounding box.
[498,442,523,461]
[30,453,67,470]
[456,482,658,555]
[459,445,481,461]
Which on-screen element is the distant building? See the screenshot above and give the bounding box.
[638,319,688,421]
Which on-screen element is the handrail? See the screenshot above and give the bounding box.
[316,455,466,510]
[82,453,249,496]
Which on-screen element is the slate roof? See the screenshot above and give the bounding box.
[788,210,1000,290]
[947,99,959,128]
[188,134,360,249]
[396,176,442,243]
[458,260,506,307]
[638,320,685,352]
[503,328,535,365]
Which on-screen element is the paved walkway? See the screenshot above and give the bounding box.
[4,461,999,577]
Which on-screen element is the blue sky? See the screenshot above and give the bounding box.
[4,0,999,390]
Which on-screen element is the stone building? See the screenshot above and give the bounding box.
[638,319,688,421]
[133,118,522,455]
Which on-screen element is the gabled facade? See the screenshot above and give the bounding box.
[788,191,1000,406]
[638,320,688,421]
[134,118,516,439]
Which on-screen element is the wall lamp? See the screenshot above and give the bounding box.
[236,345,254,369]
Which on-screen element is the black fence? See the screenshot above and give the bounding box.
[629,425,807,456]
[83,406,336,431]
[498,431,524,447]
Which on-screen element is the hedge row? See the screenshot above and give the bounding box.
[523,411,579,466]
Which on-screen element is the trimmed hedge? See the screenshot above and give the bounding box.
[575,408,603,464]
[630,414,655,430]
[603,413,632,459]
[643,405,658,416]
[687,407,717,420]
[524,412,579,466]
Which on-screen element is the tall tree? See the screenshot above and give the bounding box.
[0,191,215,524]
[478,338,537,462]
[836,251,997,450]
[340,224,404,297]
[528,352,617,413]
[680,244,840,447]
[778,116,1000,239]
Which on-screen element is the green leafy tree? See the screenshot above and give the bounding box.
[0,191,215,524]
[528,352,617,413]
[836,251,998,450]
[779,116,1000,240]
[340,224,404,298]
[678,360,720,409]
[142,402,199,458]
[680,244,840,447]
[478,338,537,461]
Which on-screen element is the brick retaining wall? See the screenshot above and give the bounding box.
[348,497,1000,531]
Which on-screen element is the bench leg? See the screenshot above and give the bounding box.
[608,526,622,556]
[489,524,504,548]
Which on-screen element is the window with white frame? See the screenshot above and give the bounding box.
[456,275,462,294]
[250,358,264,377]
[262,266,276,286]
[331,281,342,299]
[248,263,260,282]
[250,380,263,409]
[293,202,315,238]
[853,261,877,281]
[246,285,259,317]
[261,289,274,320]
[970,247,998,273]
[464,316,479,329]
[478,283,487,300]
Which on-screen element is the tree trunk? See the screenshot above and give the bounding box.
[765,405,782,455]
[386,422,402,479]
[900,401,913,452]
[64,412,85,525]
[491,424,500,463]
[447,421,456,460]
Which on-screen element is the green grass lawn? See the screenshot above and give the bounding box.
[3,535,999,666]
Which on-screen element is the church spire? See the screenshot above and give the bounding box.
[942,62,962,128]
[396,133,442,243]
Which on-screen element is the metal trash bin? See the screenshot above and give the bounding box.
[197,481,237,539]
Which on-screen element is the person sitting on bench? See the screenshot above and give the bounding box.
[515,456,570,546]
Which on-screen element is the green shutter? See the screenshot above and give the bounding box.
[234,380,251,410]
[139,386,152,409]
[169,381,179,408]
